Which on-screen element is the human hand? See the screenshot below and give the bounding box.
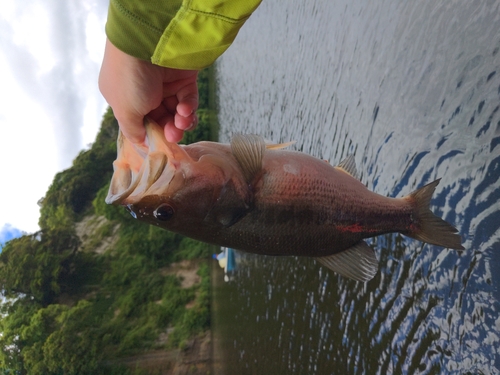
[99,38,199,144]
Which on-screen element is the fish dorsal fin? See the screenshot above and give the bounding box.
[335,155,358,179]
[315,241,378,282]
[231,134,266,183]
[265,141,296,150]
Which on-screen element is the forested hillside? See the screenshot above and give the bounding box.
[0,68,217,375]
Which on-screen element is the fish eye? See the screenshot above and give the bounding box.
[154,204,174,221]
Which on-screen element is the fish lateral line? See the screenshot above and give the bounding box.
[336,223,381,234]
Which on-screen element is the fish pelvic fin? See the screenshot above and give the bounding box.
[335,155,359,179]
[315,241,378,282]
[231,134,266,183]
[405,179,464,250]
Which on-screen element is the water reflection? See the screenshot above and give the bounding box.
[213,0,500,373]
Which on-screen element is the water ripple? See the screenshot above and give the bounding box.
[213,0,500,373]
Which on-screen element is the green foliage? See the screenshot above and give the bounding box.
[42,204,75,230]
[0,68,216,374]
[181,109,215,145]
[174,237,211,261]
[167,262,211,348]
[38,108,118,229]
[0,299,42,373]
[42,300,104,375]
[93,183,131,222]
[107,218,182,268]
[197,67,210,109]
[21,304,69,375]
[181,66,218,145]
[0,228,81,305]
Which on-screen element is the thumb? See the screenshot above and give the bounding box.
[115,112,147,146]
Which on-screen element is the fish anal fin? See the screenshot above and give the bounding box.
[315,241,378,282]
[231,134,266,183]
[335,155,359,179]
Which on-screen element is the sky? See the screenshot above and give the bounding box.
[0,0,109,245]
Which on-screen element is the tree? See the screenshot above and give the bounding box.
[0,299,42,374]
[42,300,103,375]
[0,228,80,305]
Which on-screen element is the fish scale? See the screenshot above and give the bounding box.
[219,152,411,256]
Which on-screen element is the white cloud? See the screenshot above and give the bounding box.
[0,0,109,234]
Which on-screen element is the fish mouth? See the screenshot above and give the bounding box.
[105,117,189,205]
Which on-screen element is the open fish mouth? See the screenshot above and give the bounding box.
[106,118,184,205]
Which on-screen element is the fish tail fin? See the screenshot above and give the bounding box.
[405,179,464,250]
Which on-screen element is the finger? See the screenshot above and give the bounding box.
[148,106,174,129]
[176,81,198,117]
[164,122,185,143]
[174,112,198,131]
[147,105,168,122]
[162,95,179,114]
[115,113,147,145]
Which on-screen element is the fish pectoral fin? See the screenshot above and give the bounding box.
[315,241,378,282]
[207,206,248,228]
[335,155,359,180]
[204,180,251,228]
[230,134,266,183]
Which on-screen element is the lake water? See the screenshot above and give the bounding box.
[211,1,500,374]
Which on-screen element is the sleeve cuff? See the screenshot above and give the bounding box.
[152,0,262,70]
[106,0,181,61]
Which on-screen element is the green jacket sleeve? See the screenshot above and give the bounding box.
[106,0,262,70]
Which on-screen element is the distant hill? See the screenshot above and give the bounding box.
[0,67,217,375]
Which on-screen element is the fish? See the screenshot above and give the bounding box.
[106,118,464,282]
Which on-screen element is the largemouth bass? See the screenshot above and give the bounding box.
[106,118,464,281]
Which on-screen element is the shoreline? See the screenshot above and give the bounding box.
[207,63,220,142]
